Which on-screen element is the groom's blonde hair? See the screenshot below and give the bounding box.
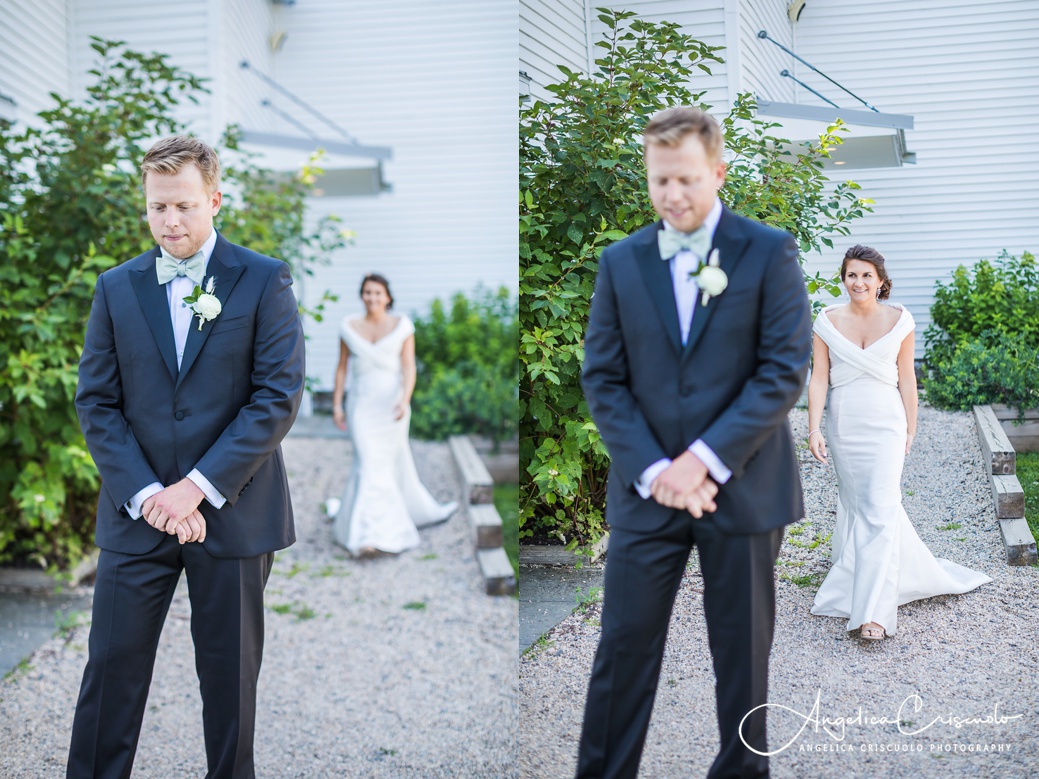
[141,135,221,193]
[643,107,724,163]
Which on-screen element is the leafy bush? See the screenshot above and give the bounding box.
[0,39,343,571]
[924,337,1039,410]
[519,9,873,550]
[925,250,1039,365]
[410,286,517,444]
[924,251,1039,409]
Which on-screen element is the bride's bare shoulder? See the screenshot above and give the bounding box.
[880,304,902,326]
[821,304,848,322]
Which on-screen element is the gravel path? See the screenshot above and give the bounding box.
[519,406,1039,779]
[0,437,518,779]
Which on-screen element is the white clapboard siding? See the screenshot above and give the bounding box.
[587,2,731,112]
[783,0,1039,354]
[218,0,275,134]
[520,0,588,102]
[271,0,518,393]
[0,0,70,123]
[520,1,733,110]
[69,0,216,139]
[734,0,794,104]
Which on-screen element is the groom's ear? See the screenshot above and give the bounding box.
[210,189,223,216]
[714,160,727,187]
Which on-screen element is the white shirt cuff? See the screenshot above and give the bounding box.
[635,458,672,499]
[689,439,732,484]
[126,482,163,519]
[188,469,227,509]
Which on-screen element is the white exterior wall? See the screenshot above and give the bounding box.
[69,0,216,139]
[519,1,731,110]
[588,2,731,113]
[218,0,276,135]
[0,0,71,123]
[520,0,587,101]
[787,0,1039,353]
[734,0,794,103]
[273,0,518,392]
[49,0,274,142]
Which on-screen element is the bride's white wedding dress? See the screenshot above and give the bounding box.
[809,303,990,635]
[333,314,457,555]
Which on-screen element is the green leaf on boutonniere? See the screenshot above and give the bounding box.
[183,276,222,330]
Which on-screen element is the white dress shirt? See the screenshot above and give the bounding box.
[636,199,733,498]
[125,229,226,518]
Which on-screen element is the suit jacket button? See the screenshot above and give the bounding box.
[174,411,184,421]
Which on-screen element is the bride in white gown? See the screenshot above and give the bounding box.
[330,273,457,556]
[807,246,990,639]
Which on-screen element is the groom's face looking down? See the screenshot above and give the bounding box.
[145,164,221,260]
[644,110,726,234]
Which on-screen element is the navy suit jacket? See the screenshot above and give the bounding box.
[581,207,812,535]
[75,233,305,558]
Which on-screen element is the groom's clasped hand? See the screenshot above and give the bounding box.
[649,451,718,518]
[141,478,208,544]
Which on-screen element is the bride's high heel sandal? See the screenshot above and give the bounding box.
[859,622,886,640]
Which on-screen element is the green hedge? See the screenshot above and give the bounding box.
[924,251,1039,410]
[410,287,518,445]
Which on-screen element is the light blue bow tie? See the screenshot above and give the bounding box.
[658,226,711,260]
[156,249,205,286]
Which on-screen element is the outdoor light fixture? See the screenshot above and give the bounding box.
[788,0,806,22]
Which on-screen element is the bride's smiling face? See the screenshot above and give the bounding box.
[842,259,881,301]
[361,280,391,313]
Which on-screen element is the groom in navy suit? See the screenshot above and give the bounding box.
[576,108,812,778]
[68,135,305,778]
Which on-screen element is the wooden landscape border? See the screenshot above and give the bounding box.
[973,405,1038,566]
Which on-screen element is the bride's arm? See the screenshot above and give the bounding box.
[896,330,918,453]
[397,334,417,419]
[807,333,830,463]
[332,340,350,430]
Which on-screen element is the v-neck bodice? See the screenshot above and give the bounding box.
[340,314,414,384]
[814,304,914,387]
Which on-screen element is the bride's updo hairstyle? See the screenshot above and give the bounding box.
[359,272,394,308]
[841,245,893,301]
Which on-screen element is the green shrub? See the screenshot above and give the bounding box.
[519,9,872,551]
[924,336,1039,411]
[410,287,518,444]
[0,39,343,571]
[924,251,1039,409]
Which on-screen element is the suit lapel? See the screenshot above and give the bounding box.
[130,257,179,381]
[682,207,751,359]
[635,221,682,355]
[176,235,246,390]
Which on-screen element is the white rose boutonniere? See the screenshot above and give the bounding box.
[183,276,222,331]
[689,248,728,306]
